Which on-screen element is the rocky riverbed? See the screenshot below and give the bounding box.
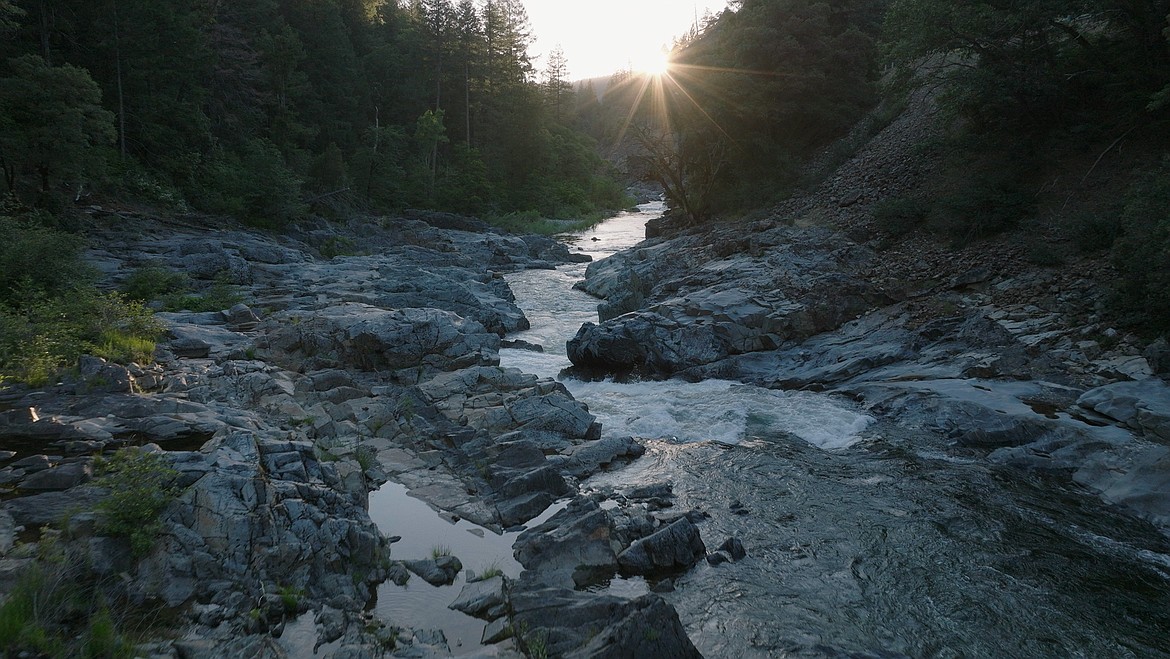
[3,87,1169,658]
[0,209,708,657]
[565,89,1170,544]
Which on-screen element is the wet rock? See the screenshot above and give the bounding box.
[498,491,557,529]
[706,551,731,566]
[404,555,463,586]
[386,561,411,586]
[19,459,93,491]
[549,436,646,479]
[514,497,619,588]
[718,536,747,561]
[509,588,701,659]
[1076,444,1170,530]
[1078,378,1170,443]
[501,339,544,352]
[168,336,212,359]
[481,617,513,644]
[265,304,499,376]
[617,517,706,575]
[1144,338,1170,376]
[650,577,675,593]
[448,575,508,620]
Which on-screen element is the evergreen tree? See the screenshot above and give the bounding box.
[0,54,115,197]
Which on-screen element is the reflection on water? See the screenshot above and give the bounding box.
[500,201,1170,657]
[365,482,568,655]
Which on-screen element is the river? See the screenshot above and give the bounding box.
[500,202,1170,657]
[307,203,1170,657]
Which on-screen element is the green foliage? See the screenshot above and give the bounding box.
[479,563,504,580]
[277,585,305,613]
[1025,241,1066,267]
[0,214,91,302]
[0,548,135,658]
[193,140,307,228]
[0,55,115,200]
[122,267,243,313]
[0,0,631,222]
[120,266,188,303]
[482,210,608,236]
[107,159,189,211]
[0,225,161,385]
[883,0,1170,134]
[930,174,1035,247]
[873,197,929,243]
[1110,157,1170,334]
[354,445,377,472]
[430,544,452,559]
[1068,213,1124,254]
[319,236,359,260]
[589,0,883,219]
[93,448,179,557]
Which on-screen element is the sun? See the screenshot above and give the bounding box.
[635,50,672,77]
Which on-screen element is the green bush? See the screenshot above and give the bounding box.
[0,551,137,658]
[0,215,92,304]
[872,196,929,243]
[0,287,161,386]
[93,448,179,557]
[1110,157,1170,334]
[931,175,1034,246]
[120,265,188,302]
[190,140,307,227]
[1068,212,1124,254]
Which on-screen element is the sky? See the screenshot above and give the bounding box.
[523,1,731,81]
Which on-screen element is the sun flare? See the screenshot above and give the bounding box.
[636,51,672,77]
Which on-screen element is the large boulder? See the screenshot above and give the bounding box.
[514,497,619,588]
[264,304,499,376]
[616,517,706,575]
[1078,378,1170,443]
[509,587,702,659]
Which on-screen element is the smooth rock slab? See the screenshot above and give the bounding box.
[617,517,706,575]
[514,497,618,588]
[1079,378,1170,443]
[404,555,463,586]
[509,587,701,659]
[447,575,507,620]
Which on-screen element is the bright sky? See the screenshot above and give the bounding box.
[524,1,731,81]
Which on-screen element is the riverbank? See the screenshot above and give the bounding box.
[0,206,704,657]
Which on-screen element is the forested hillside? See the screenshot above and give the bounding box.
[582,0,1169,334]
[0,0,626,224]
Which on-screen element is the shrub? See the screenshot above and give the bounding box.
[159,275,243,313]
[0,543,135,658]
[1068,212,1124,254]
[120,266,188,303]
[1110,157,1170,334]
[354,445,377,472]
[930,175,1034,247]
[320,236,358,259]
[0,288,161,385]
[0,214,92,304]
[872,196,929,243]
[93,448,179,557]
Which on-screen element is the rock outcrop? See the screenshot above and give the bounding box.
[0,212,704,657]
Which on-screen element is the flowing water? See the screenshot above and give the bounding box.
[341,202,1170,657]
[499,202,1170,658]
